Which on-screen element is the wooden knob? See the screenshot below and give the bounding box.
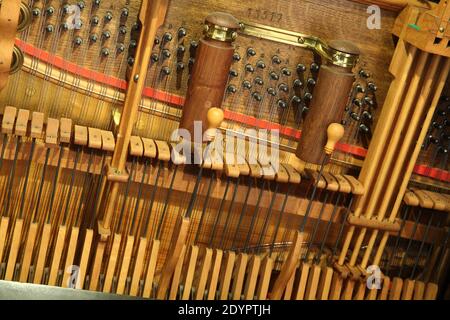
[205,107,224,141]
[207,107,224,129]
[324,123,344,155]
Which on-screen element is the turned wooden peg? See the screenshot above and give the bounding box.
[324,123,345,155]
[204,107,224,141]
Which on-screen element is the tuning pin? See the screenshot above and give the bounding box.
[45,24,54,33]
[281,68,292,76]
[176,62,185,71]
[362,111,372,121]
[189,41,198,50]
[121,8,129,18]
[233,52,241,61]
[297,64,306,73]
[353,98,362,108]
[227,85,237,93]
[45,6,54,15]
[291,95,302,105]
[161,66,171,76]
[254,77,264,85]
[355,83,365,93]
[269,72,279,81]
[293,79,303,88]
[278,83,288,93]
[359,124,370,134]
[302,106,310,115]
[229,70,238,77]
[245,64,254,73]
[256,60,266,69]
[151,53,159,62]
[252,92,262,102]
[307,78,316,88]
[304,92,313,101]
[154,37,160,45]
[119,25,127,35]
[102,30,111,39]
[73,37,83,46]
[364,96,374,107]
[243,80,252,90]
[310,63,320,72]
[116,43,125,53]
[368,82,377,92]
[177,45,185,54]
[90,34,98,42]
[129,40,137,48]
[350,112,360,121]
[77,1,85,10]
[177,27,187,39]
[91,15,99,25]
[432,121,443,130]
[188,58,195,72]
[94,0,101,6]
[61,22,69,31]
[359,69,370,78]
[32,7,41,16]
[162,49,171,59]
[277,99,287,108]
[127,57,134,66]
[101,48,110,57]
[430,136,440,144]
[163,32,173,42]
[104,11,113,22]
[267,87,277,96]
[270,55,281,65]
[190,41,198,56]
[62,4,70,14]
[247,48,256,56]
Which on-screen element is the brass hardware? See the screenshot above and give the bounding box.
[17,2,32,32]
[10,45,24,74]
[239,21,359,68]
[203,22,238,42]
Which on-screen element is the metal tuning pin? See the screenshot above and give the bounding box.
[254,77,263,85]
[252,92,262,101]
[121,8,129,18]
[256,60,266,69]
[163,32,173,43]
[293,79,303,88]
[162,49,171,59]
[277,99,287,108]
[247,47,256,56]
[272,55,281,64]
[242,80,252,90]
[104,11,113,22]
[245,64,254,73]
[161,66,171,76]
[269,71,279,80]
[233,52,241,61]
[267,87,276,96]
[282,67,291,76]
[297,63,306,73]
[278,83,288,93]
[177,27,187,39]
[310,62,320,72]
[229,70,238,77]
[227,85,237,93]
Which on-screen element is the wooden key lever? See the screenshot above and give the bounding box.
[271,123,345,300]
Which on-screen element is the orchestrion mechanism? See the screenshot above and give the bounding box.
[0,0,448,300]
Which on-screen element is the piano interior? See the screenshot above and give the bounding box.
[0,0,448,300]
